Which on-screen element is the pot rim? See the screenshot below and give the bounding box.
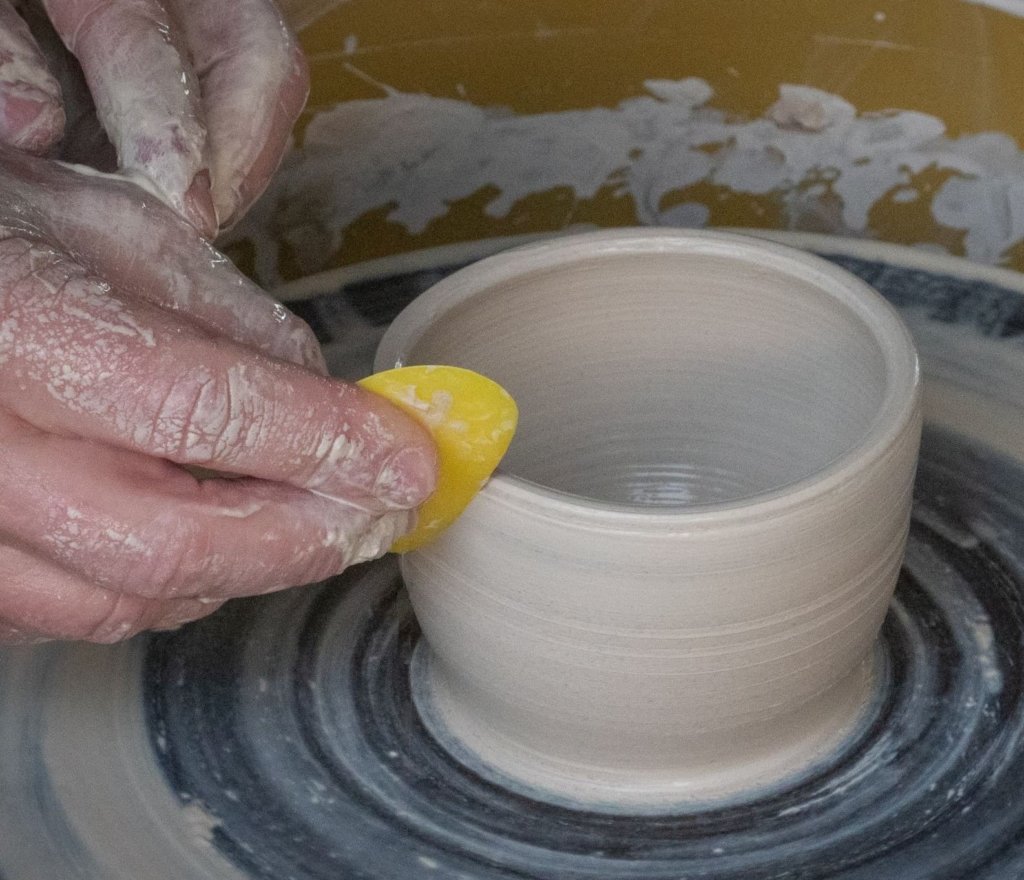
[374,227,921,529]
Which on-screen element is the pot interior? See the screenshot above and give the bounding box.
[406,247,889,508]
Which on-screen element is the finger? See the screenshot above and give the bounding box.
[0,543,222,643]
[167,0,309,226]
[0,0,64,153]
[0,239,437,508]
[0,588,221,642]
[0,408,414,599]
[0,149,325,372]
[15,0,118,170]
[41,0,216,235]
[0,542,220,643]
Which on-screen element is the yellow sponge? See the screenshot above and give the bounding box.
[358,365,518,553]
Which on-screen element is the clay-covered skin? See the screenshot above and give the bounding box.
[381,230,922,804]
[0,3,64,153]
[164,0,311,228]
[0,152,437,644]
[5,0,308,236]
[0,3,439,644]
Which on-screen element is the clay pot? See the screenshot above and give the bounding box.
[374,229,922,805]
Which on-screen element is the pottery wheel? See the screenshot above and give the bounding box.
[2,234,1024,879]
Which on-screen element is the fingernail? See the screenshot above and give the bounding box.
[278,316,328,374]
[349,510,413,565]
[184,170,218,239]
[152,604,214,632]
[297,331,328,375]
[212,180,241,231]
[375,445,438,508]
[89,619,137,644]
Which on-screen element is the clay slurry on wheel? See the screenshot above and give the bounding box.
[143,425,1024,879]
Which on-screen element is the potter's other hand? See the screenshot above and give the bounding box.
[0,152,437,645]
[0,0,308,235]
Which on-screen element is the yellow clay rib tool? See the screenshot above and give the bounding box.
[358,365,518,553]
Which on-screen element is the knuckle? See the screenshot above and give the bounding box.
[147,367,223,458]
[147,365,268,463]
[0,242,164,431]
[131,517,211,600]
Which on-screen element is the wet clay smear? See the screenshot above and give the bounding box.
[230,79,1024,284]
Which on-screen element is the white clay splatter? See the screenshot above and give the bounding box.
[962,0,1024,15]
[229,79,1024,284]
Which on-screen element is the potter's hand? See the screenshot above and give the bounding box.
[0,151,438,644]
[0,0,308,235]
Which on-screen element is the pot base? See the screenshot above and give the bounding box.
[411,641,881,808]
